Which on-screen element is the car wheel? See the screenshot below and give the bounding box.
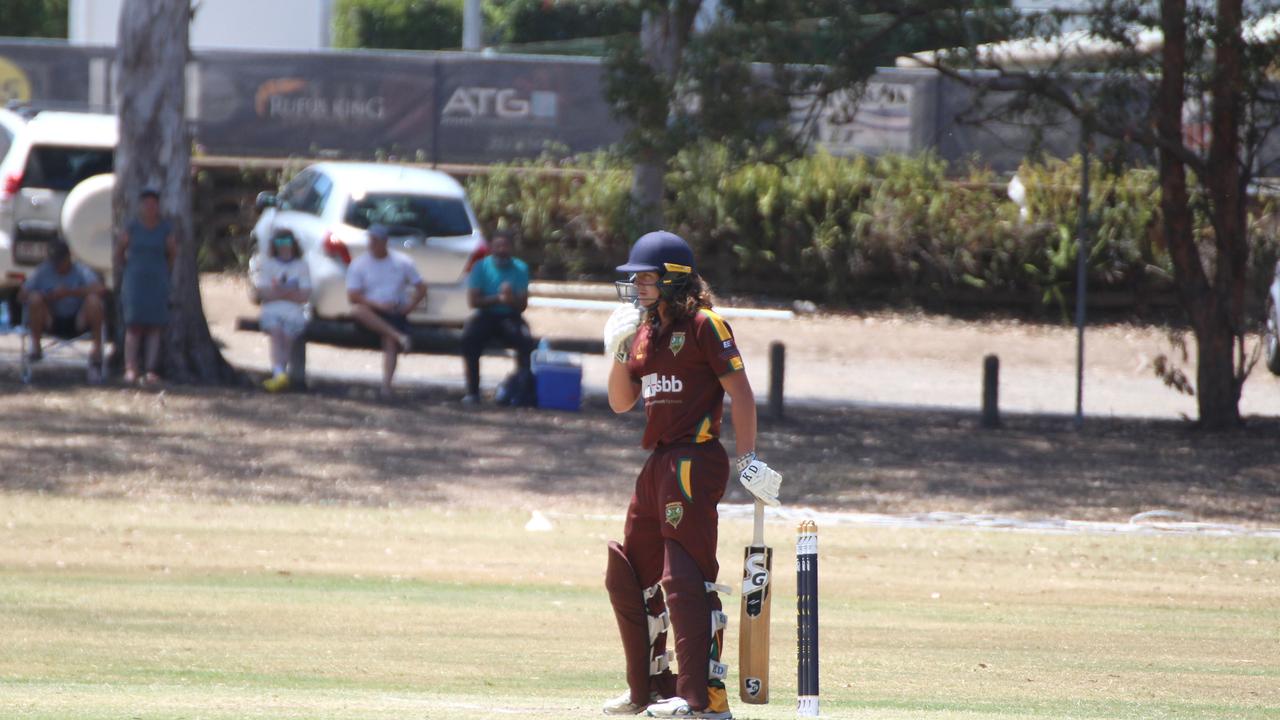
[1265,296,1280,376]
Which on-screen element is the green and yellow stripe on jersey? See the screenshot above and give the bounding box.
[699,308,733,342]
[677,458,694,502]
[695,415,714,444]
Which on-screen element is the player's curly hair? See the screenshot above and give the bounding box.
[650,272,716,324]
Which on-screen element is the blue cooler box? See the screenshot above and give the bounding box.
[532,349,582,411]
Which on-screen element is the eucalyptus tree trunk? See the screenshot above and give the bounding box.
[1156,0,1247,429]
[114,0,234,383]
[1197,0,1249,429]
[630,1,701,230]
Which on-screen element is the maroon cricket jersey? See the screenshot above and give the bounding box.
[626,308,745,450]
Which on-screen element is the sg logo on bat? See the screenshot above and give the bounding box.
[743,551,771,615]
[743,677,763,698]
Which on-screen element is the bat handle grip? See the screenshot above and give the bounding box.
[752,500,765,545]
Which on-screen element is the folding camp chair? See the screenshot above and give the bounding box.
[15,309,109,384]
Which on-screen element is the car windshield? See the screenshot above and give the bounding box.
[344,193,473,238]
[22,146,114,191]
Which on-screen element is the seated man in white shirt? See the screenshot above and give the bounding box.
[346,224,427,397]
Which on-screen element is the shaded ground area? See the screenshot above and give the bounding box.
[3,376,1277,525]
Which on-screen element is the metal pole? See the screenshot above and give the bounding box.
[1074,128,1091,429]
[462,0,483,51]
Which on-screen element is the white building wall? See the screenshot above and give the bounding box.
[69,0,333,51]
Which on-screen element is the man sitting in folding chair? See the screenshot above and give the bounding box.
[17,240,109,384]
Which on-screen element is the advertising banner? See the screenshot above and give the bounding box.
[792,69,938,158]
[194,50,437,158]
[2,40,1275,176]
[432,55,625,164]
[0,40,98,107]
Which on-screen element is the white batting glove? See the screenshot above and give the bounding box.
[736,452,782,506]
[603,303,642,363]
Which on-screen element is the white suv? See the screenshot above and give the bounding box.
[250,163,487,327]
[0,108,25,168]
[0,109,117,293]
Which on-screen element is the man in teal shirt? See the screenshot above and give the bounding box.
[19,241,108,383]
[461,228,536,404]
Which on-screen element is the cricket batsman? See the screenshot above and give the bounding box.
[601,231,783,718]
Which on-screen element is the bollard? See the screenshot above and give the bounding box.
[769,342,785,421]
[981,354,1000,428]
[287,334,307,389]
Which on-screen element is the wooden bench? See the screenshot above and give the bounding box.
[235,316,603,388]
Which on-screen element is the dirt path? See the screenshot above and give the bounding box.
[198,274,1280,420]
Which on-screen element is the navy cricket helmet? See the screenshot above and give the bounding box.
[615,231,695,306]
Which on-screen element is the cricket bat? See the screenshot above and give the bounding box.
[738,499,772,704]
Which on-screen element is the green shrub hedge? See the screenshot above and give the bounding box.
[332,0,639,51]
[466,147,1280,313]
[333,0,464,51]
[488,0,640,46]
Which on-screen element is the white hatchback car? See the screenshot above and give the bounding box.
[250,163,487,327]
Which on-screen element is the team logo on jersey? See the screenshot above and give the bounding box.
[669,332,686,356]
[665,502,685,529]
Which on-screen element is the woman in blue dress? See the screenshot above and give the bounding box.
[116,188,177,385]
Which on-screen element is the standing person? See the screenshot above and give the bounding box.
[18,240,109,383]
[459,228,535,405]
[347,223,426,398]
[601,231,783,719]
[254,230,311,392]
[116,187,176,385]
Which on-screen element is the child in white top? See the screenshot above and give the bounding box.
[254,230,311,392]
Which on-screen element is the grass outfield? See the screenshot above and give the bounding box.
[1,495,1277,719]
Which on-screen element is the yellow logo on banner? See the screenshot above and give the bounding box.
[0,57,32,104]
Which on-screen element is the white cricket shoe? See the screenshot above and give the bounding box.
[645,696,732,719]
[602,691,660,715]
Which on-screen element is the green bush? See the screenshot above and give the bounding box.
[488,0,641,46]
[467,150,635,277]
[331,0,640,52]
[0,0,68,39]
[332,0,464,51]
[467,146,1279,314]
